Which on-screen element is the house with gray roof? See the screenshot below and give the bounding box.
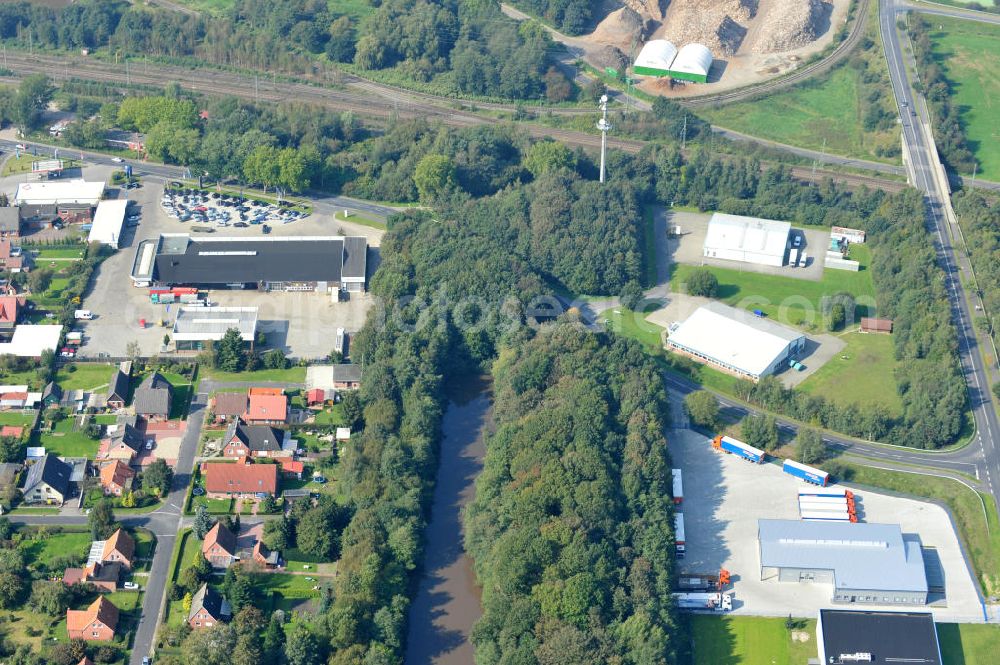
[133,372,172,420]
[188,583,231,629]
[757,519,928,605]
[106,370,130,410]
[21,454,72,504]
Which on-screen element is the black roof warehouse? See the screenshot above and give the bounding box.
[817,609,942,665]
[131,234,368,292]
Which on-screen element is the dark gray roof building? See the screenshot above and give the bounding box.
[133,372,172,418]
[22,454,72,501]
[226,421,284,453]
[188,583,231,625]
[110,422,144,453]
[332,364,362,383]
[0,208,19,235]
[817,609,942,665]
[107,369,130,406]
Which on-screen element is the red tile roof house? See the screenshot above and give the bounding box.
[62,561,122,593]
[0,241,26,274]
[202,522,239,569]
[252,540,282,569]
[211,391,248,425]
[243,389,288,425]
[278,458,304,480]
[99,460,135,496]
[203,459,279,500]
[0,296,24,332]
[101,528,136,570]
[66,596,118,641]
[78,658,95,665]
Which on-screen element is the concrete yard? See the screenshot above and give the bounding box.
[664,210,829,281]
[77,178,382,359]
[670,426,985,622]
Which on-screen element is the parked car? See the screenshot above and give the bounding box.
[234,222,248,228]
[123,582,139,590]
[111,157,123,163]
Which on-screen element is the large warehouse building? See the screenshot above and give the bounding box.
[633,39,713,83]
[758,519,929,606]
[666,302,805,381]
[131,234,367,293]
[816,610,942,665]
[703,212,791,267]
[13,180,105,206]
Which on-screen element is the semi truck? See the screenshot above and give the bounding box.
[674,513,685,558]
[672,468,683,504]
[782,459,829,486]
[672,592,733,612]
[800,510,855,522]
[798,486,853,499]
[675,569,731,592]
[712,435,766,463]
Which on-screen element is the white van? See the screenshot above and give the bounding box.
[74,310,93,320]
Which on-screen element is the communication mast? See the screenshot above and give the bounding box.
[597,94,612,183]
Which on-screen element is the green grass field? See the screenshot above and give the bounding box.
[36,416,100,458]
[335,210,386,230]
[20,528,91,570]
[824,459,1000,596]
[670,245,876,329]
[33,248,85,260]
[929,16,1000,180]
[55,363,114,391]
[0,412,36,426]
[688,615,818,665]
[799,331,902,413]
[201,366,306,384]
[939,623,1000,664]
[600,307,665,351]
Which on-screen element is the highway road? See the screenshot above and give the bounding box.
[878,0,1000,517]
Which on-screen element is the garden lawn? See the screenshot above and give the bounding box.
[0,411,36,426]
[190,495,233,514]
[929,16,1000,180]
[799,330,902,414]
[313,403,345,425]
[600,307,665,351]
[688,615,818,665]
[938,623,1000,665]
[34,248,85,260]
[36,416,100,458]
[201,366,306,384]
[282,548,337,575]
[20,527,91,569]
[670,244,877,328]
[252,571,324,611]
[55,362,115,391]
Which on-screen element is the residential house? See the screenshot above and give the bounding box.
[243,388,287,425]
[66,596,118,641]
[202,522,238,569]
[0,385,28,410]
[0,208,19,238]
[17,204,58,229]
[0,296,24,332]
[211,392,248,424]
[0,241,26,273]
[99,460,135,496]
[203,459,279,499]
[133,372,172,420]
[252,540,281,569]
[62,561,122,592]
[101,528,135,570]
[106,369,130,410]
[332,364,362,390]
[101,419,144,462]
[188,583,231,629]
[41,381,63,408]
[21,453,72,504]
[222,421,287,459]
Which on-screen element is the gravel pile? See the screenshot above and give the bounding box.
[660,0,757,55]
[590,6,649,50]
[755,0,828,53]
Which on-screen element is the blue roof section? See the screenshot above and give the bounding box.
[758,519,928,593]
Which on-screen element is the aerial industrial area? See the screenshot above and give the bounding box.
[0,0,997,664]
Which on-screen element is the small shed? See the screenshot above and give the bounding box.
[305,388,326,406]
[860,317,893,334]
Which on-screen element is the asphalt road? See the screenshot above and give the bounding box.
[878,0,1000,514]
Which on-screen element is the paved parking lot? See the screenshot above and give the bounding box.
[77,177,384,359]
[664,210,828,280]
[670,425,984,621]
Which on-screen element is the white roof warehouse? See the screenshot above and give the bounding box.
[88,200,128,249]
[172,307,258,352]
[703,212,791,267]
[667,301,805,381]
[14,180,105,206]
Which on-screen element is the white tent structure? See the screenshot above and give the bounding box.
[670,43,714,83]
[633,40,679,77]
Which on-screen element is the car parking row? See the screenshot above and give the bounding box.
[161,187,307,230]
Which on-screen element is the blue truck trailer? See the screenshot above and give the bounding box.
[782,459,830,486]
[711,435,766,463]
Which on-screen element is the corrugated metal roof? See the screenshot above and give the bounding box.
[704,212,790,259]
[758,519,928,593]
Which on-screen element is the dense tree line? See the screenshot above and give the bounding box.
[466,326,679,663]
[909,17,977,174]
[508,0,595,35]
[953,190,1000,351]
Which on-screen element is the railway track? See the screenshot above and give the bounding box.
[0,52,904,192]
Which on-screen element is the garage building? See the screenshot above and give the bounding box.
[666,302,805,381]
[131,234,367,293]
[172,307,259,352]
[816,609,942,665]
[703,212,791,267]
[88,200,128,249]
[13,180,104,206]
[758,519,928,606]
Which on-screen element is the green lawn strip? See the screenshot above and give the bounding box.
[599,307,664,351]
[928,16,1000,180]
[823,459,1000,596]
[0,367,45,389]
[282,548,337,575]
[938,623,1000,665]
[687,615,818,665]
[35,416,100,458]
[34,248,85,260]
[189,494,234,514]
[0,411,36,426]
[335,210,386,230]
[798,330,902,413]
[55,362,115,391]
[201,366,306,384]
